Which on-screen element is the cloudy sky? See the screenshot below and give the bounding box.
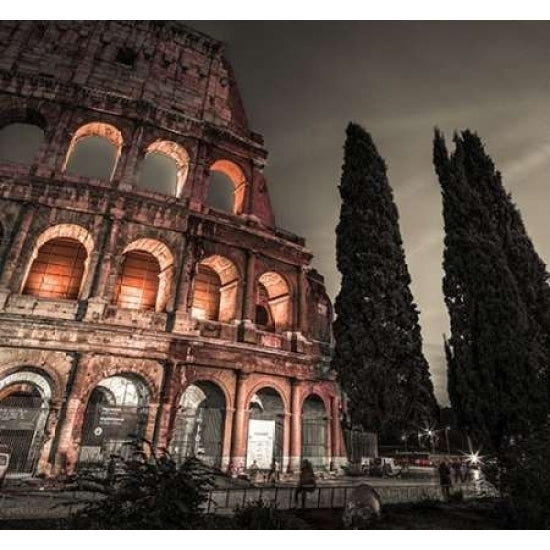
[191,21,550,405]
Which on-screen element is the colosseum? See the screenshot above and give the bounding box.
[0,21,344,478]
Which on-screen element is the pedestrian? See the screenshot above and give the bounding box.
[452,460,461,484]
[460,460,468,483]
[294,459,316,508]
[267,460,280,484]
[438,460,452,500]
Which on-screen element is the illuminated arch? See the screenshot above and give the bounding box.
[22,224,94,300]
[191,254,239,322]
[208,159,247,214]
[138,140,190,197]
[114,238,175,312]
[63,122,123,180]
[257,271,292,332]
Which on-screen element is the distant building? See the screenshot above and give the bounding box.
[0,21,344,476]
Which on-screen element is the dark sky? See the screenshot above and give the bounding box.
[190,21,550,405]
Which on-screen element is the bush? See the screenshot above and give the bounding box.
[501,430,550,529]
[71,440,215,529]
[232,500,310,530]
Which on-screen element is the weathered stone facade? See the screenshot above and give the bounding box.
[0,21,344,477]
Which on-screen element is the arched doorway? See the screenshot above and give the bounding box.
[247,388,284,470]
[301,394,328,469]
[79,375,149,467]
[0,371,51,474]
[170,381,225,468]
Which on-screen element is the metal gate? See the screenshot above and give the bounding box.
[301,416,328,469]
[0,405,48,474]
[169,407,224,468]
[78,405,148,468]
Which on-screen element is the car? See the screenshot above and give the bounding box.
[361,457,398,477]
[0,446,10,489]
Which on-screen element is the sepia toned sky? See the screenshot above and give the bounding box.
[191,21,550,405]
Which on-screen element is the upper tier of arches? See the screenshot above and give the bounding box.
[0,118,259,218]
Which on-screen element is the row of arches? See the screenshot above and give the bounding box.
[0,121,246,214]
[0,369,330,474]
[18,224,299,332]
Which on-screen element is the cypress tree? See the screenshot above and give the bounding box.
[433,130,546,453]
[459,131,550,396]
[333,122,437,439]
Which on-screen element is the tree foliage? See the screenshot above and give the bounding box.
[333,122,437,438]
[433,130,547,453]
[72,441,215,529]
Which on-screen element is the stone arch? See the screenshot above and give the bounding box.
[63,122,123,181]
[208,159,247,214]
[301,392,330,468]
[138,140,190,197]
[170,379,227,467]
[21,224,94,300]
[246,385,286,469]
[0,369,53,474]
[245,380,290,414]
[78,373,151,467]
[114,238,175,312]
[0,117,45,165]
[257,271,292,332]
[191,254,240,322]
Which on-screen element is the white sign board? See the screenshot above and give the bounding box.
[246,419,275,469]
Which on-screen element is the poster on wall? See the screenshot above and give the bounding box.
[246,419,275,469]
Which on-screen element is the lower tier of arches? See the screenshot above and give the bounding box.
[0,346,346,477]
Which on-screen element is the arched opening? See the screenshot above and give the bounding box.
[0,371,51,474]
[256,272,291,333]
[207,159,247,214]
[191,255,239,323]
[0,122,45,165]
[22,237,88,300]
[113,250,161,311]
[246,387,284,470]
[63,122,123,181]
[255,282,274,331]
[169,381,225,467]
[309,293,332,342]
[138,141,189,197]
[79,375,150,467]
[301,395,328,469]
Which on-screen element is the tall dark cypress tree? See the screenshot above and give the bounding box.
[459,131,550,397]
[333,122,437,438]
[433,130,546,453]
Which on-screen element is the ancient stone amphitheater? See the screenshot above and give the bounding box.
[0,21,343,478]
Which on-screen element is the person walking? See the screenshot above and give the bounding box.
[294,459,316,508]
[438,460,452,501]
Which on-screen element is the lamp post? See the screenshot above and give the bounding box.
[445,426,451,455]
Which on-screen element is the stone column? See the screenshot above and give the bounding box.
[119,125,143,190]
[172,238,199,333]
[0,204,35,290]
[230,372,249,472]
[282,412,291,473]
[289,379,302,473]
[221,408,235,471]
[241,251,256,323]
[297,267,309,336]
[331,396,341,461]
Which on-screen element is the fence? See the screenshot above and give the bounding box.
[204,482,493,514]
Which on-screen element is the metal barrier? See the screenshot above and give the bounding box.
[204,482,492,514]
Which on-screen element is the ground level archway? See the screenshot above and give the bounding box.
[247,387,285,470]
[79,375,150,467]
[301,394,328,468]
[0,371,51,474]
[169,381,225,468]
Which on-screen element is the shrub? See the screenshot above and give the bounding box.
[71,440,214,529]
